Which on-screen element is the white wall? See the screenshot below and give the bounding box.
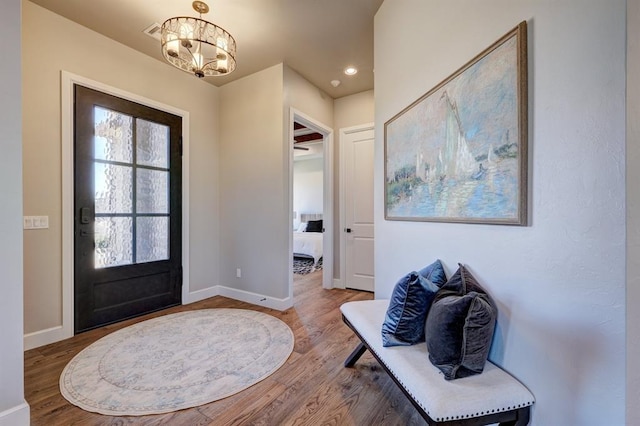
[627,1,640,424]
[284,66,334,128]
[293,158,324,229]
[375,2,625,425]
[22,2,220,340]
[334,90,375,129]
[0,0,29,424]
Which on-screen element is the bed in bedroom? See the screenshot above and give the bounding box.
[294,213,323,266]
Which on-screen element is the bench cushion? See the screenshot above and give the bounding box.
[341,299,535,423]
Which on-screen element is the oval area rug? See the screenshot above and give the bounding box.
[60,309,294,415]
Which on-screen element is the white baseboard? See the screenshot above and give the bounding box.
[217,286,293,311]
[185,284,293,310]
[23,284,222,350]
[24,285,290,350]
[24,325,71,351]
[183,285,220,304]
[0,401,29,426]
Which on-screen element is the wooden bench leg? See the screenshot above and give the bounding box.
[344,342,367,367]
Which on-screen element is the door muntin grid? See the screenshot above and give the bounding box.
[93,106,170,269]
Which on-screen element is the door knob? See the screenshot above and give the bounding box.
[80,229,95,237]
[345,228,352,233]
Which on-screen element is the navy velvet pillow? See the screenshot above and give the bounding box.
[381,260,447,347]
[438,263,484,294]
[425,265,497,380]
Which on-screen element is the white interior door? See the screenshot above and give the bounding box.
[343,126,374,292]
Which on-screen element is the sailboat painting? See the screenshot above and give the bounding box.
[385,22,528,225]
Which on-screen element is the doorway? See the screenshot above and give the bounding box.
[292,121,325,280]
[74,85,182,333]
[289,109,333,298]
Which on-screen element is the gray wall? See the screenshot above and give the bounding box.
[219,64,287,300]
[627,1,640,423]
[375,1,625,424]
[0,0,28,424]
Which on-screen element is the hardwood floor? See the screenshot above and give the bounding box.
[25,271,427,425]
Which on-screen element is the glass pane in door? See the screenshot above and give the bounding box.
[94,163,133,214]
[136,217,169,263]
[94,106,133,163]
[95,217,133,268]
[136,118,169,168]
[136,169,169,214]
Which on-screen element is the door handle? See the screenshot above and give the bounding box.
[345,228,352,233]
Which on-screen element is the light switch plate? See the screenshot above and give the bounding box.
[23,216,33,229]
[36,216,49,228]
[24,216,49,229]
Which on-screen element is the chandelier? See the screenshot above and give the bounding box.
[160,1,236,78]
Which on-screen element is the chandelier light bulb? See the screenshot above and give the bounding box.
[166,35,180,58]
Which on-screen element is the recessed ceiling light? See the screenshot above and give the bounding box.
[344,66,358,76]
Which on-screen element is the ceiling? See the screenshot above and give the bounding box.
[28,0,383,99]
[293,122,323,144]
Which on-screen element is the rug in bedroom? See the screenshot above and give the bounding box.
[293,257,323,275]
[59,309,294,415]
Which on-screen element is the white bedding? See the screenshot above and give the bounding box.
[293,231,323,265]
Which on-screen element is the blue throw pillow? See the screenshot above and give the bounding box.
[425,265,497,380]
[418,259,447,285]
[381,261,446,347]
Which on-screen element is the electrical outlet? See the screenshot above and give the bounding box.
[236,268,242,278]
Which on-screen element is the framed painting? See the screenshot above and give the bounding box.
[384,21,528,225]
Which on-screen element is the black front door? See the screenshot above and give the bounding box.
[74,85,182,333]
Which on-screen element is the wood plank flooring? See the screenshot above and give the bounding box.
[25,271,427,425]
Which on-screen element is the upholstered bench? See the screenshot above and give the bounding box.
[341,300,535,425]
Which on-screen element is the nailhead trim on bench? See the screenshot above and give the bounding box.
[362,331,535,422]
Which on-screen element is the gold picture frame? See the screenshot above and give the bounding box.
[384,21,528,225]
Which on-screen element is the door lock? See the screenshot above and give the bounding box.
[80,207,91,224]
[345,228,352,233]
